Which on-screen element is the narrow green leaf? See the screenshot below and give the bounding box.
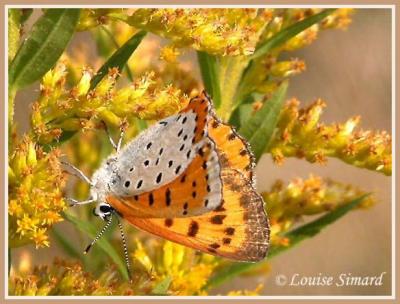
[9,9,80,90]
[8,9,22,62]
[98,26,134,81]
[268,193,371,257]
[206,194,369,289]
[197,51,221,108]
[52,226,82,259]
[63,212,129,281]
[90,30,146,90]
[229,103,253,130]
[239,81,288,162]
[151,276,172,295]
[251,9,336,60]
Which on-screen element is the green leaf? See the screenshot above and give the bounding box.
[9,9,80,90]
[8,9,22,62]
[197,51,221,109]
[52,226,82,259]
[205,194,369,289]
[251,9,336,60]
[63,212,129,281]
[268,193,371,257]
[239,81,288,162]
[229,102,253,130]
[90,30,146,90]
[97,26,135,81]
[151,276,172,295]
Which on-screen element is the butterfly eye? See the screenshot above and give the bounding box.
[99,204,112,213]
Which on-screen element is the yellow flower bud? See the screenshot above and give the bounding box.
[267,99,391,175]
[264,175,374,246]
[9,136,66,248]
[74,70,92,97]
[26,141,37,166]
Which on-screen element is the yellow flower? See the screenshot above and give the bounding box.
[320,8,355,30]
[31,228,50,249]
[124,9,271,56]
[227,283,264,296]
[8,135,66,248]
[77,8,125,31]
[160,45,180,63]
[267,98,392,175]
[9,251,255,296]
[263,175,374,246]
[133,239,218,295]
[31,63,189,144]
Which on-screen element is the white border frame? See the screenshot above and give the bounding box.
[4,4,396,300]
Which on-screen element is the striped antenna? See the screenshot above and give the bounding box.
[116,215,132,281]
[84,214,113,254]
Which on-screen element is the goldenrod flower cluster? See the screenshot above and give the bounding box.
[10,258,137,296]
[227,284,264,296]
[123,9,272,56]
[133,240,217,295]
[263,175,374,247]
[267,98,392,175]
[31,62,189,145]
[259,9,354,52]
[80,8,353,57]
[240,57,306,98]
[8,136,66,248]
[9,240,221,296]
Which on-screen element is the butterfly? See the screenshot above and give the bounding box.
[64,91,269,276]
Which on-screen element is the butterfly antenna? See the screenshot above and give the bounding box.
[116,215,132,280]
[84,214,113,254]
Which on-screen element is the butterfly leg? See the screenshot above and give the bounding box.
[61,161,93,186]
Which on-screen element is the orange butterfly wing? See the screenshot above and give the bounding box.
[107,92,270,261]
[112,169,269,261]
[107,139,222,218]
[208,114,255,181]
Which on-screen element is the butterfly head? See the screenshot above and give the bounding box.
[92,202,114,220]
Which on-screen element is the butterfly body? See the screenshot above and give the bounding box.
[86,92,269,262]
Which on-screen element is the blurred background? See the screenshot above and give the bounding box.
[12,9,392,295]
